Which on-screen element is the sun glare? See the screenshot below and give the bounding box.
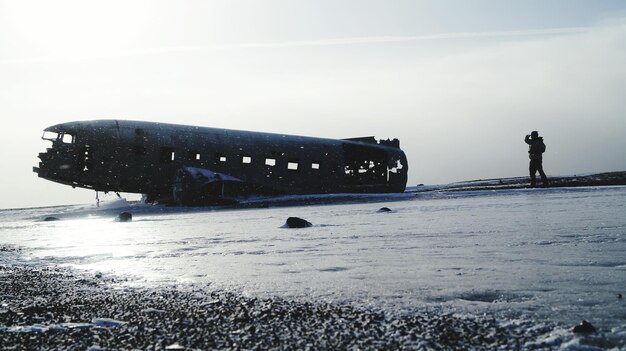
[4,0,155,58]
[43,217,137,259]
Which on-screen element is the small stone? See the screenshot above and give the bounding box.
[117,212,132,222]
[165,342,185,350]
[572,320,596,334]
[284,217,312,228]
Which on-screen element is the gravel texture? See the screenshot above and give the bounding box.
[0,266,562,350]
[4,241,620,350]
[1,245,622,350]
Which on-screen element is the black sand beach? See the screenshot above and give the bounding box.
[0,249,556,350]
[3,176,625,349]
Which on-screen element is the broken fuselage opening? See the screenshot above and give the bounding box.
[34,120,408,204]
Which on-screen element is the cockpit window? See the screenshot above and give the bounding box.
[42,131,74,144]
[62,134,74,144]
[42,131,59,141]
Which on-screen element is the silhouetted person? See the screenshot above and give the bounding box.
[525,131,548,187]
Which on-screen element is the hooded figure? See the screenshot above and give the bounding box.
[524,131,548,187]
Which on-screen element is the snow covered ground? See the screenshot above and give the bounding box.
[1,185,625,348]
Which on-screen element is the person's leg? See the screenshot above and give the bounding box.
[529,161,537,187]
[537,162,548,187]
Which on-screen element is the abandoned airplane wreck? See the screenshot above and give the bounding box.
[34,120,408,205]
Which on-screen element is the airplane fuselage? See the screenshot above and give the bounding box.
[34,120,408,204]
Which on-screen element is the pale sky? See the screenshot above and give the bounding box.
[1,0,626,209]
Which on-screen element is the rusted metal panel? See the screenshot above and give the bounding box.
[34,120,408,204]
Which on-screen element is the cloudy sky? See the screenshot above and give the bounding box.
[1,0,626,209]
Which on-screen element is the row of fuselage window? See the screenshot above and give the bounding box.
[160,148,321,171]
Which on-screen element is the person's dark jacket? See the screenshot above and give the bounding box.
[525,135,546,160]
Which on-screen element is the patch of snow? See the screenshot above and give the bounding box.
[91,318,126,327]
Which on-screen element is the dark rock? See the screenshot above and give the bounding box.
[285,217,312,228]
[377,207,393,213]
[572,320,596,334]
[118,212,133,222]
[43,216,60,221]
